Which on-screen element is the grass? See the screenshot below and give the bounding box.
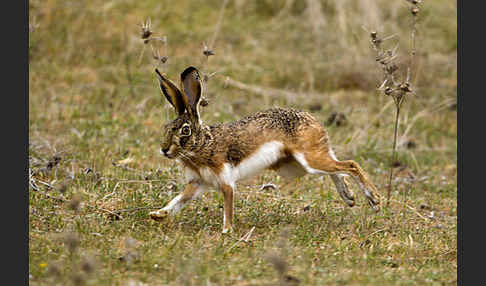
[29,0,456,285]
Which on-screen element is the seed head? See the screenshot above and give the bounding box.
[406,0,422,4]
[372,38,382,48]
[203,43,215,58]
[399,82,412,93]
[153,54,168,63]
[140,18,153,40]
[159,56,168,63]
[411,6,419,15]
[203,49,215,57]
[46,155,62,170]
[385,64,398,74]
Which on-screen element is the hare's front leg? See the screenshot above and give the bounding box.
[220,184,234,234]
[150,181,206,221]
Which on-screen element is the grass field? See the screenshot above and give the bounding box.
[29,0,457,285]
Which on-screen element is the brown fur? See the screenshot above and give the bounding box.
[150,67,381,233]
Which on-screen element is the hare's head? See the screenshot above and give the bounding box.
[156,66,204,159]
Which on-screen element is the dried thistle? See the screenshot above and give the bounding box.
[140,18,153,40]
[203,42,215,59]
[80,254,96,274]
[124,236,137,249]
[202,71,220,83]
[71,273,86,286]
[151,45,169,65]
[411,6,420,15]
[406,0,422,5]
[68,193,82,212]
[57,180,69,194]
[119,251,139,265]
[29,16,40,33]
[119,236,140,265]
[369,0,423,206]
[47,261,62,277]
[63,232,80,253]
[265,252,288,277]
[46,155,61,170]
[137,18,168,67]
[263,227,296,285]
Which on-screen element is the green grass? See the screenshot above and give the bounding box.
[29,0,456,285]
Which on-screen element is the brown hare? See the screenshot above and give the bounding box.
[149,66,380,233]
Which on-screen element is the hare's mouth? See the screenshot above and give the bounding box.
[160,148,176,159]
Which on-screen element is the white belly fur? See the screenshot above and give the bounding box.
[181,141,289,188]
[220,141,285,187]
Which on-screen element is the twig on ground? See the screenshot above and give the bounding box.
[359,228,389,248]
[389,198,429,221]
[226,226,256,253]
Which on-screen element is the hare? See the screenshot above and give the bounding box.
[149,66,380,233]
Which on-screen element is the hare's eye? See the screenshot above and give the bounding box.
[181,125,191,136]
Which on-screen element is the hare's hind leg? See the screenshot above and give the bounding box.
[293,150,380,211]
[150,181,206,221]
[328,149,355,207]
[330,174,355,207]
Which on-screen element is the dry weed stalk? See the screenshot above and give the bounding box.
[138,18,168,70]
[369,0,422,206]
[264,229,301,285]
[137,1,229,109]
[198,0,229,107]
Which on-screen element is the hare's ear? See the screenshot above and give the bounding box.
[155,68,186,115]
[180,66,202,124]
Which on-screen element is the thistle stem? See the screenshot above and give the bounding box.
[386,101,401,207]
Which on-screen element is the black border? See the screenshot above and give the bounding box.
[459,1,483,285]
[3,0,28,285]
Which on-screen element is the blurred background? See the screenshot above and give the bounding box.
[29,0,457,164]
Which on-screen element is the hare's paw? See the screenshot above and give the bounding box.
[367,195,380,212]
[343,196,356,207]
[149,209,170,221]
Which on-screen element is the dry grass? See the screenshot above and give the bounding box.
[29,0,456,285]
